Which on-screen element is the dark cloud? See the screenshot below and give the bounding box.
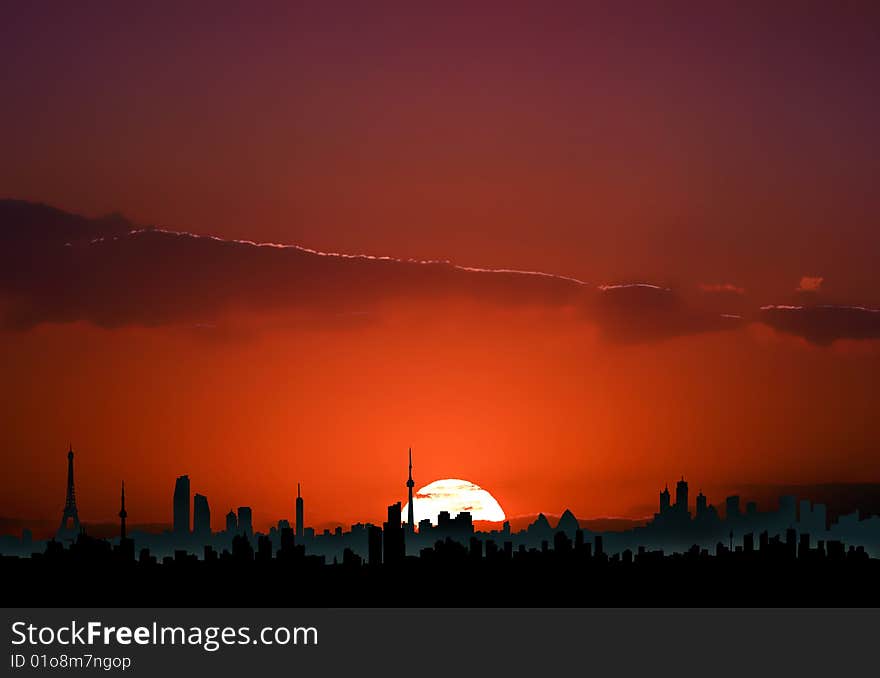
[693,282,750,319]
[0,200,745,342]
[758,305,880,345]
[592,284,743,343]
[0,200,590,329]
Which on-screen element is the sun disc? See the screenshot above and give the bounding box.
[402,478,506,526]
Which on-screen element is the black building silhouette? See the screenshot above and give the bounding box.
[296,483,304,540]
[237,506,253,538]
[383,502,404,565]
[193,494,211,538]
[675,477,689,516]
[173,475,190,536]
[367,524,382,566]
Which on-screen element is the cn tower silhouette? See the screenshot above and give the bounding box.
[406,448,415,533]
[119,481,127,540]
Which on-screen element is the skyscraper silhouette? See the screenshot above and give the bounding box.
[675,476,689,514]
[238,506,253,538]
[193,494,211,538]
[383,502,405,564]
[726,495,741,520]
[296,483,304,540]
[57,445,81,540]
[659,484,670,513]
[696,490,708,518]
[173,475,190,536]
[406,448,415,534]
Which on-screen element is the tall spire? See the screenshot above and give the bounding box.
[58,445,81,540]
[406,447,415,533]
[119,480,127,540]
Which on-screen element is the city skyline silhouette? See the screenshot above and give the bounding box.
[5,444,880,547]
[2,444,879,607]
[3,3,880,614]
[4,23,880,678]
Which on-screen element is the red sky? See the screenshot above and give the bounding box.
[1,2,879,532]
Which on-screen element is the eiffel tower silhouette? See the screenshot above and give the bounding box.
[57,445,81,540]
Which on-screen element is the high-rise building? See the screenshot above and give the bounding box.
[383,502,404,564]
[452,511,473,539]
[387,502,401,527]
[193,494,211,538]
[406,448,415,533]
[173,475,190,536]
[726,495,741,520]
[296,483,304,540]
[237,506,253,537]
[659,485,671,513]
[279,526,295,555]
[57,445,81,540]
[675,476,688,514]
[225,510,238,533]
[696,491,708,517]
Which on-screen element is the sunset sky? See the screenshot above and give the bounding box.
[2,2,879,533]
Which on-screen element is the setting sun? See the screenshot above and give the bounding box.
[402,478,506,526]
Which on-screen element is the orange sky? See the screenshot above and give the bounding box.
[2,3,880,532]
[2,297,878,532]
